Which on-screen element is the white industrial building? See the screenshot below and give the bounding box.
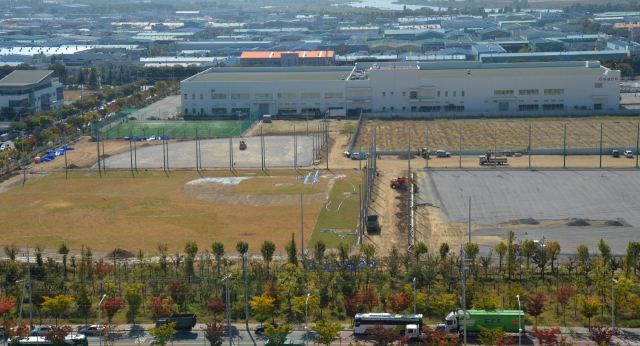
[180,61,620,117]
[0,70,64,115]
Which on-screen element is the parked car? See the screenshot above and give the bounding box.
[31,326,54,336]
[625,150,634,158]
[611,149,620,157]
[79,325,104,336]
[254,323,278,334]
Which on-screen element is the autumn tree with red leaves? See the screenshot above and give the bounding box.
[362,285,379,312]
[99,324,124,346]
[342,294,362,323]
[366,324,396,346]
[530,327,562,346]
[2,322,30,346]
[386,293,410,314]
[168,280,189,310]
[554,283,575,323]
[0,297,16,321]
[148,293,174,319]
[202,322,226,346]
[101,298,126,323]
[206,298,226,323]
[419,326,458,346]
[44,326,74,346]
[525,292,547,326]
[589,325,620,346]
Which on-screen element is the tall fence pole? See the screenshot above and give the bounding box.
[96,124,102,179]
[407,131,411,250]
[459,124,462,169]
[426,124,429,169]
[600,123,603,169]
[102,134,106,174]
[65,145,68,179]
[195,128,199,172]
[129,130,134,178]
[637,123,639,169]
[134,137,138,173]
[166,128,170,173]
[563,123,566,169]
[494,123,497,170]
[163,128,167,174]
[301,193,304,258]
[529,123,531,169]
[294,126,297,169]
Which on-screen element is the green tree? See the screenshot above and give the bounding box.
[184,241,198,277]
[58,243,70,279]
[1,107,16,121]
[598,239,611,264]
[506,231,516,280]
[494,242,508,272]
[284,233,298,266]
[414,242,429,263]
[430,293,457,317]
[577,245,590,266]
[123,283,144,324]
[236,241,249,274]
[41,295,74,326]
[250,294,277,323]
[263,324,293,346]
[533,46,541,52]
[439,243,450,259]
[260,240,276,274]
[314,241,326,263]
[478,326,512,346]
[310,322,343,346]
[211,242,225,274]
[623,241,640,278]
[546,241,561,274]
[74,284,91,325]
[521,239,536,270]
[149,322,177,346]
[473,290,501,310]
[579,296,602,331]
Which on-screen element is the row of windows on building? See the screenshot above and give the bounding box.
[185,92,344,100]
[184,107,345,116]
[494,89,565,96]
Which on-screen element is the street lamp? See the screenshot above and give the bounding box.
[413,278,416,314]
[16,279,26,326]
[612,279,619,328]
[305,293,311,346]
[99,294,106,346]
[516,295,522,346]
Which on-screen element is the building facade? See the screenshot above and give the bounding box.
[0,70,64,114]
[239,51,334,67]
[180,61,620,117]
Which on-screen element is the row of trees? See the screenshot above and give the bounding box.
[0,233,637,330]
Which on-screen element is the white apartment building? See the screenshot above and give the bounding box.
[0,70,64,114]
[180,61,620,117]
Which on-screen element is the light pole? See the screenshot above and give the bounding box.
[612,279,618,328]
[16,279,26,326]
[305,293,311,346]
[413,278,416,314]
[517,295,522,346]
[221,270,232,346]
[99,294,106,346]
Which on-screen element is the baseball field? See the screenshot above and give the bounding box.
[0,170,360,252]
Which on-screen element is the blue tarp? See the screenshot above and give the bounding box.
[133,137,142,141]
[160,135,170,140]
[61,146,74,150]
[124,137,131,140]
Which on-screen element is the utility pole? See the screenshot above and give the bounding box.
[529,123,531,169]
[65,144,68,179]
[426,125,429,169]
[244,253,249,330]
[494,123,497,170]
[461,245,467,346]
[468,196,471,245]
[407,132,411,249]
[563,123,566,169]
[129,130,134,178]
[301,193,304,257]
[28,246,32,328]
[222,268,232,346]
[96,124,102,179]
[196,128,199,172]
[600,123,603,169]
[413,277,416,314]
[459,124,462,168]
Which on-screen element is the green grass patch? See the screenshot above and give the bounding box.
[100,120,242,138]
[233,176,327,194]
[308,177,360,249]
[343,124,356,133]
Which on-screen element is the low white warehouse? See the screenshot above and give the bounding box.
[180,60,620,117]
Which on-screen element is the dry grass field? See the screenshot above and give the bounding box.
[233,176,327,194]
[356,117,640,151]
[0,171,323,252]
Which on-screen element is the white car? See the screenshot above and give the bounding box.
[624,150,634,158]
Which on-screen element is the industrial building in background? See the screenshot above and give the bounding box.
[239,51,335,67]
[180,60,620,117]
[0,70,64,115]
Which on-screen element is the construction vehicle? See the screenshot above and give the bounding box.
[239,140,247,150]
[390,176,417,191]
[419,147,429,159]
[366,215,380,232]
[157,313,197,331]
[479,152,507,165]
[437,310,524,334]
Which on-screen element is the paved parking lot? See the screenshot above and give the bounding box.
[420,169,640,253]
[131,95,182,120]
[96,136,314,169]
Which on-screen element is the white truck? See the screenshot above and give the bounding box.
[479,153,507,165]
[326,109,346,118]
[435,150,451,157]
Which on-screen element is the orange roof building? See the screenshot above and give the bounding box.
[239,51,334,67]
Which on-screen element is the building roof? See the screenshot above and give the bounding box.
[0,70,52,86]
[240,51,333,59]
[191,70,347,82]
[419,65,606,79]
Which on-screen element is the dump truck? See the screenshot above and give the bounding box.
[157,314,197,331]
[366,214,380,232]
[479,152,507,165]
[239,141,247,150]
[390,177,418,191]
[436,310,524,334]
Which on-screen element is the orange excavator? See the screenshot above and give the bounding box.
[390,176,418,191]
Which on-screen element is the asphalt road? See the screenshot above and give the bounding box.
[95,136,315,169]
[132,95,182,120]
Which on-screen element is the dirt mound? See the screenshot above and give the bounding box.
[101,154,111,159]
[141,143,152,148]
[397,153,416,160]
[88,137,98,142]
[604,220,623,226]
[518,218,539,225]
[566,218,590,226]
[0,172,18,183]
[66,164,81,169]
[107,248,135,259]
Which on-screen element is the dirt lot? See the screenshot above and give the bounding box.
[63,89,99,102]
[356,118,640,152]
[257,119,358,135]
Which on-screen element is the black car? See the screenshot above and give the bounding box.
[254,323,278,334]
[79,325,104,336]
